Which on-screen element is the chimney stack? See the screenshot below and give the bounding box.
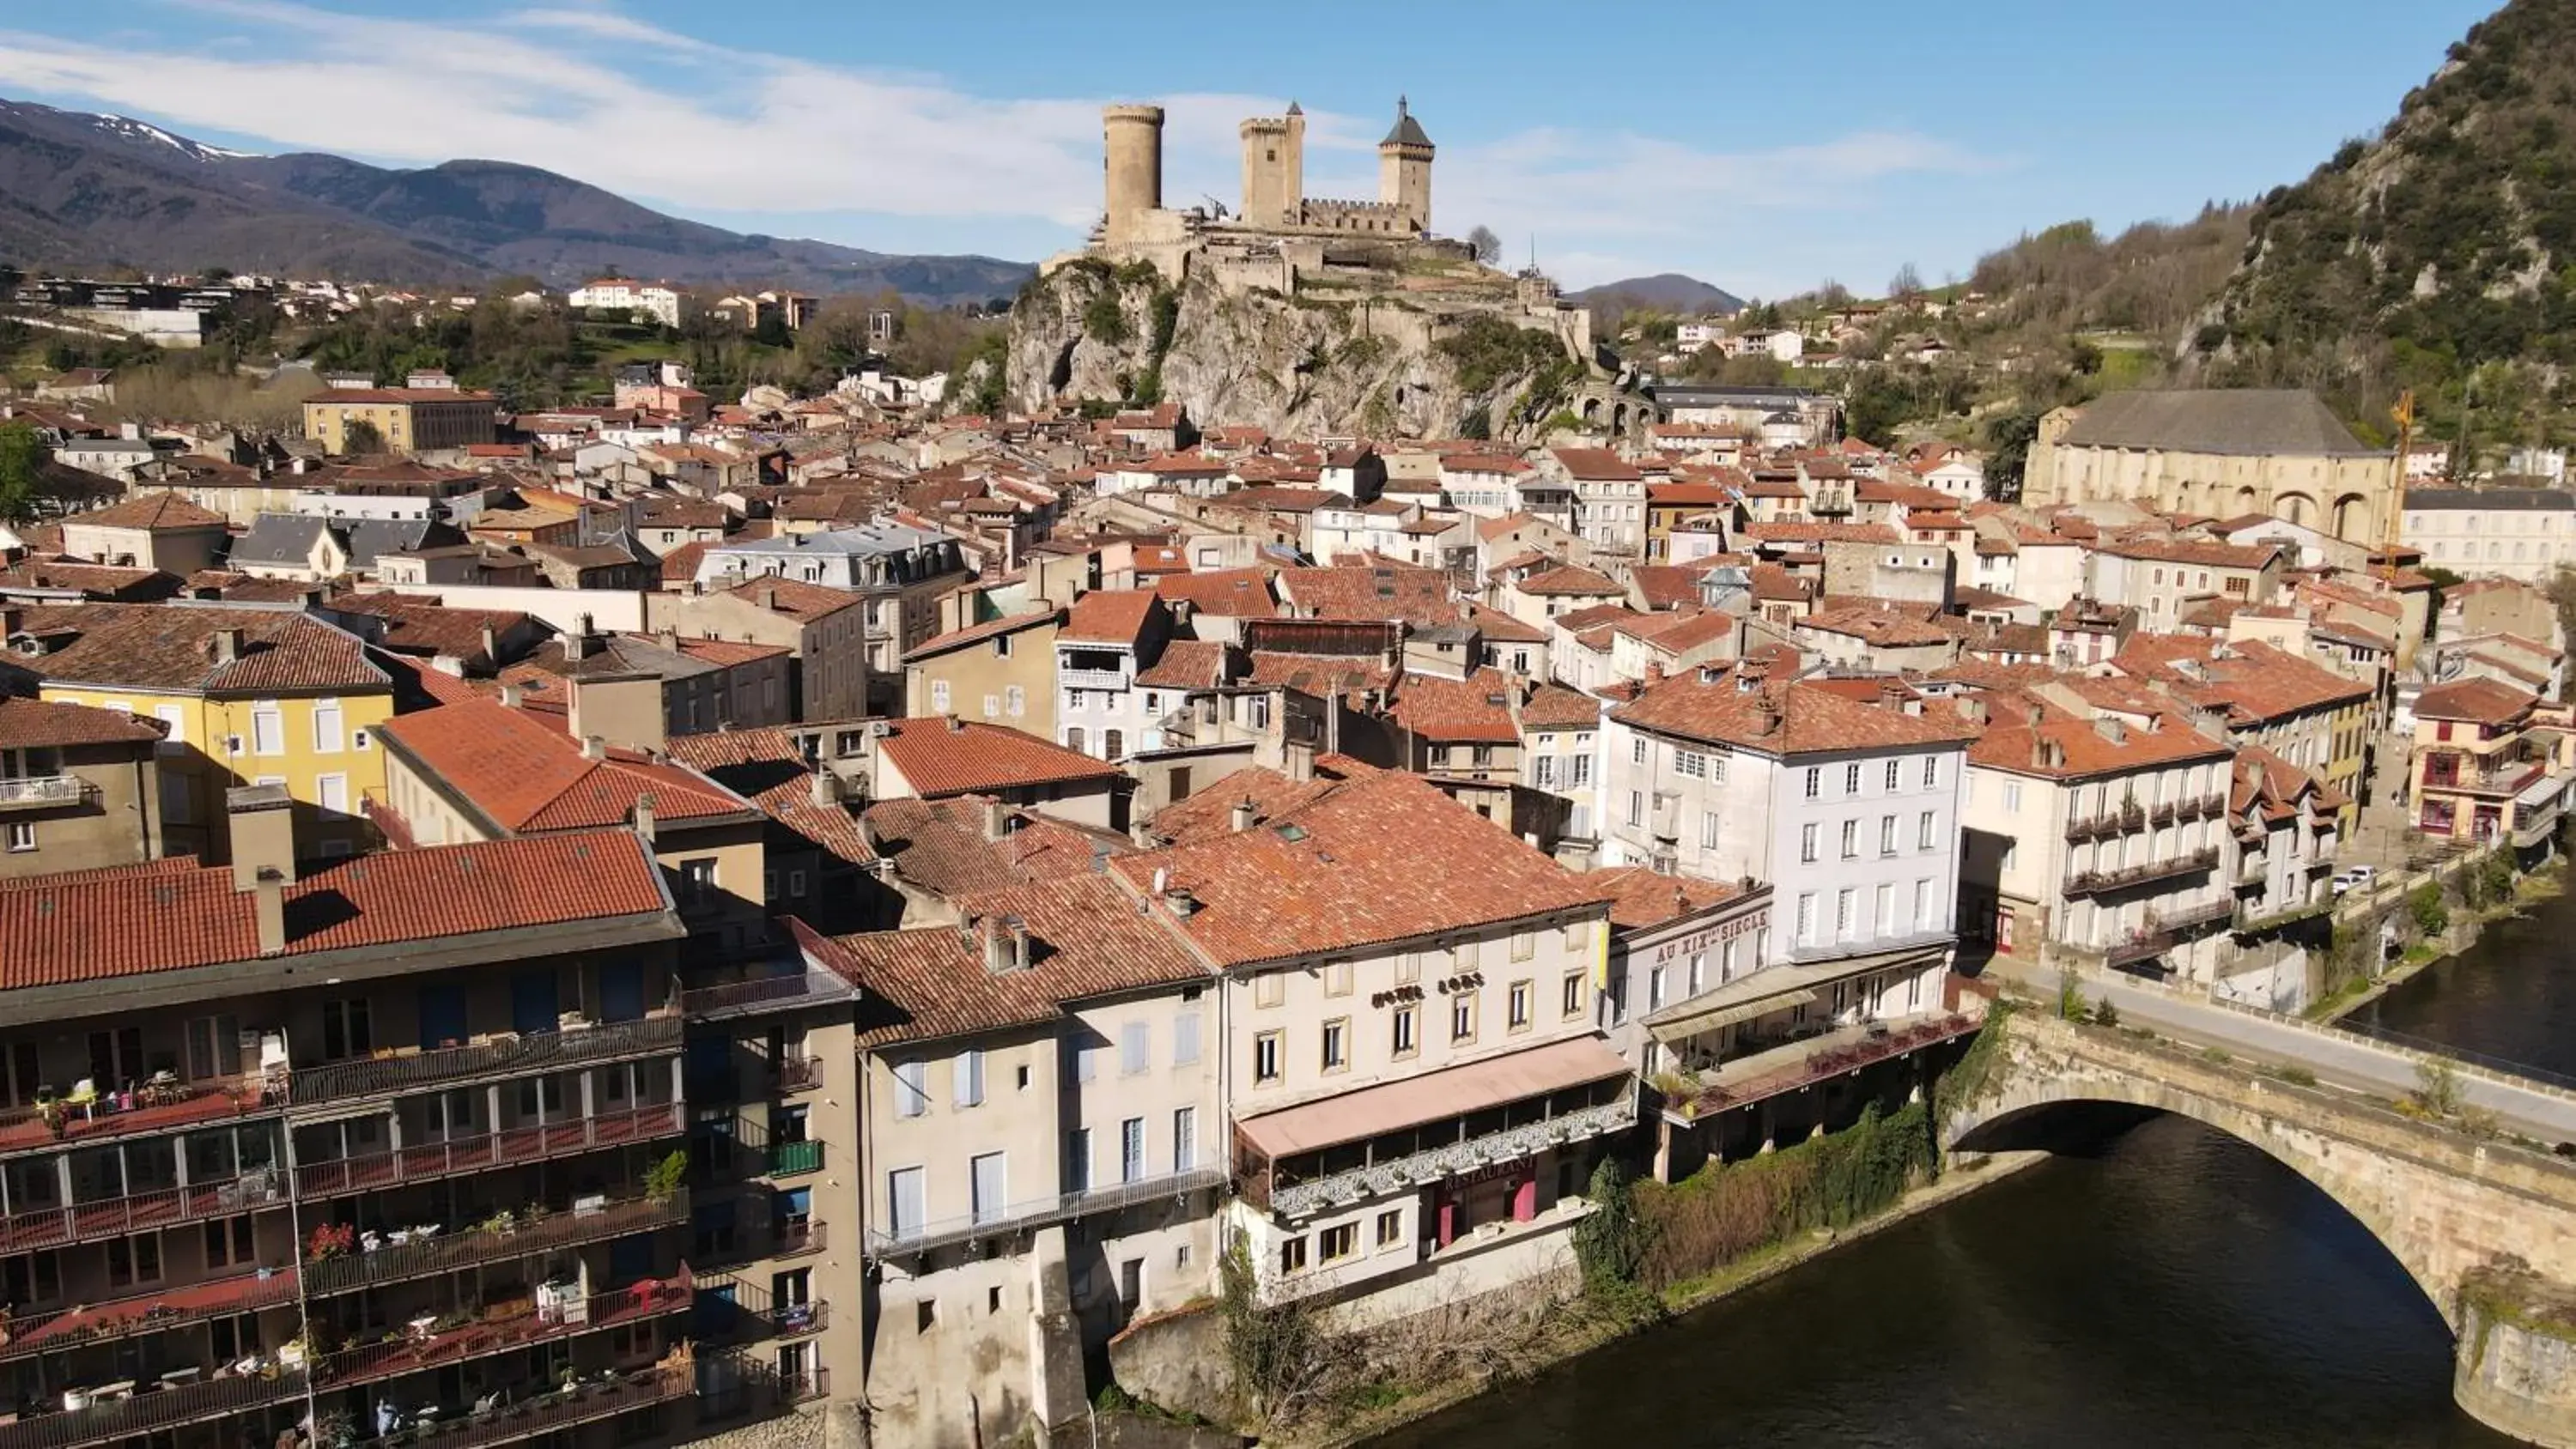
[568,615,597,661]
[479,624,499,663]
[1230,798,1256,833]
[984,797,1009,841]
[252,869,287,955]
[582,734,607,761]
[212,627,244,664]
[632,793,657,842]
[811,768,841,809]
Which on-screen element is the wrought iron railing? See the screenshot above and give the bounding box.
[347,1366,686,1449]
[286,1016,683,1106]
[311,1268,693,1391]
[0,776,85,807]
[0,1366,308,1449]
[0,1270,295,1362]
[677,973,854,1022]
[1268,1096,1635,1220]
[302,1189,690,1296]
[0,1171,285,1254]
[2064,847,2219,899]
[867,1167,1225,1258]
[295,1103,684,1198]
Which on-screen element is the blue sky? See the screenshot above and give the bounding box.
[0,0,2503,296]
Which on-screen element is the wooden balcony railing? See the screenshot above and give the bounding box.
[295,1103,684,1198]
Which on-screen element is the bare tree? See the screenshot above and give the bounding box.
[1888,262,1925,300]
[1466,225,1504,265]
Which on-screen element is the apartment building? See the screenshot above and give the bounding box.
[0,697,167,877]
[301,389,499,458]
[2222,746,2348,1010]
[23,604,394,863]
[902,609,1063,740]
[0,814,719,1449]
[2402,488,2576,581]
[1117,763,1630,1318]
[2111,637,2376,828]
[2409,677,2576,846]
[645,579,874,724]
[814,877,1218,1446]
[1958,700,2239,988]
[691,524,969,697]
[2086,537,2285,623]
[1551,449,1648,556]
[1054,591,1178,762]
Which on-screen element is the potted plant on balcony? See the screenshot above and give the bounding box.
[306,1223,356,1262]
[642,1150,689,1204]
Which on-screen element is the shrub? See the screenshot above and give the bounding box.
[1083,289,1131,345]
[2409,882,2451,938]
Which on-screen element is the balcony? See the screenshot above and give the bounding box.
[0,1269,297,1363]
[2150,898,2238,936]
[693,1279,829,1344]
[773,1057,824,1094]
[0,1365,308,1449]
[348,1365,687,1449]
[302,1188,692,1297]
[2064,802,2145,843]
[697,1364,828,1423]
[2063,847,2219,899]
[1057,665,1130,693]
[0,1170,286,1254]
[295,1102,685,1199]
[677,972,855,1023]
[0,776,87,811]
[763,1139,822,1177]
[867,1167,1226,1260]
[693,1216,824,1270]
[2421,759,2547,798]
[0,1074,276,1159]
[285,1015,684,1108]
[312,1268,693,1392]
[1668,1013,1979,1121]
[2103,932,2175,970]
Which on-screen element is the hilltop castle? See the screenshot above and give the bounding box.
[1040,94,1594,376]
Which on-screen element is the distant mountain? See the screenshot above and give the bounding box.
[1571,273,1746,316]
[0,99,1032,306]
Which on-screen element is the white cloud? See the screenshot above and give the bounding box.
[0,3,1995,288]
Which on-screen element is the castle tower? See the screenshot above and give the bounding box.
[1377,95,1434,234]
[1237,101,1307,230]
[1103,104,1165,244]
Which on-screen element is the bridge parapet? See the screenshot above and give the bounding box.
[1951,1011,2576,1449]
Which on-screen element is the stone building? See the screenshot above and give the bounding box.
[2021,390,2395,544]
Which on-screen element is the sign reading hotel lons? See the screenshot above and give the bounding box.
[1643,908,1771,970]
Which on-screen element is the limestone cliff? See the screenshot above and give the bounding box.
[1006,258,1587,444]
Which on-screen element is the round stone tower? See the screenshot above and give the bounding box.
[1103,104,1166,244]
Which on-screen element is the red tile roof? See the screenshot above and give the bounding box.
[664,728,875,866]
[2415,676,2538,726]
[903,608,1062,660]
[67,494,228,530]
[1113,764,1608,967]
[1614,672,1979,755]
[0,697,164,750]
[1550,448,1642,481]
[2112,637,2372,723]
[377,700,755,834]
[25,604,389,695]
[1518,683,1601,732]
[1516,564,1627,597]
[0,831,672,990]
[1389,673,1521,743]
[1155,567,1279,617]
[1060,590,1163,646]
[1134,639,1226,689]
[876,718,1125,797]
[1590,865,1749,931]
[717,576,866,620]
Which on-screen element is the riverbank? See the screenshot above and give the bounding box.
[1319,1148,2048,1448]
[2313,859,2567,1023]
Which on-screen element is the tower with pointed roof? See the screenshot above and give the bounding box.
[1377,95,1435,233]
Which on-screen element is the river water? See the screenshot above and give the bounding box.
[1376,876,2576,1449]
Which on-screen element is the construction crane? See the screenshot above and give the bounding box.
[2380,390,2415,580]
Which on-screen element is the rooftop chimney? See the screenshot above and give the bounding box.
[811,768,841,809]
[984,797,1010,841]
[2093,716,2128,745]
[632,793,657,843]
[567,615,598,661]
[500,682,526,709]
[252,868,287,955]
[581,734,607,761]
[1230,798,1257,833]
[225,783,298,894]
[946,715,965,733]
[479,623,499,662]
[211,627,244,665]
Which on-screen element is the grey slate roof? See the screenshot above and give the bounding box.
[2403,488,2576,512]
[1382,98,1432,149]
[2055,390,2381,458]
[230,513,459,572]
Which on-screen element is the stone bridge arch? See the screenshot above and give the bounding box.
[1951,1014,2576,1446]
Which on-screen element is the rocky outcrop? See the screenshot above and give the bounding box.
[1008,259,1584,443]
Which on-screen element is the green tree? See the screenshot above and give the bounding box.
[342,419,386,456]
[0,422,50,524]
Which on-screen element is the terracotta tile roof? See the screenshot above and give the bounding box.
[1630,609,1737,652]
[1518,683,1601,732]
[1798,605,1955,648]
[328,595,524,666]
[1589,865,1748,931]
[1552,603,1637,634]
[1276,565,1455,624]
[717,576,866,620]
[1473,512,1548,543]
[1241,651,1395,701]
[821,874,1206,1047]
[877,718,1125,797]
[67,494,227,530]
[1155,567,1279,617]
[1648,482,1736,509]
[1135,639,1226,689]
[1742,522,1902,545]
[1060,590,1163,646]
[0,830,671,991]
[1550,448,1642,481]
[1113,764,1607,968]
[0,697,164,749]
[1629,566,1704,611]
[2099,537,2282,570]
[2414,676,2537,726]
[860,795,1127,898]
[0,559,179,598]
[1516,564,1627,597]
[378,700,756,834]
[659,636,788,667]
[1441,453,1533,475]
[664,728,875,866]
[1614,672,1979,755]
[1967,708,2233,779]
[25,604,388,694]
[1461,601,1546,643]
[2111,637,2372,723]
[1389,673,1521,743]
